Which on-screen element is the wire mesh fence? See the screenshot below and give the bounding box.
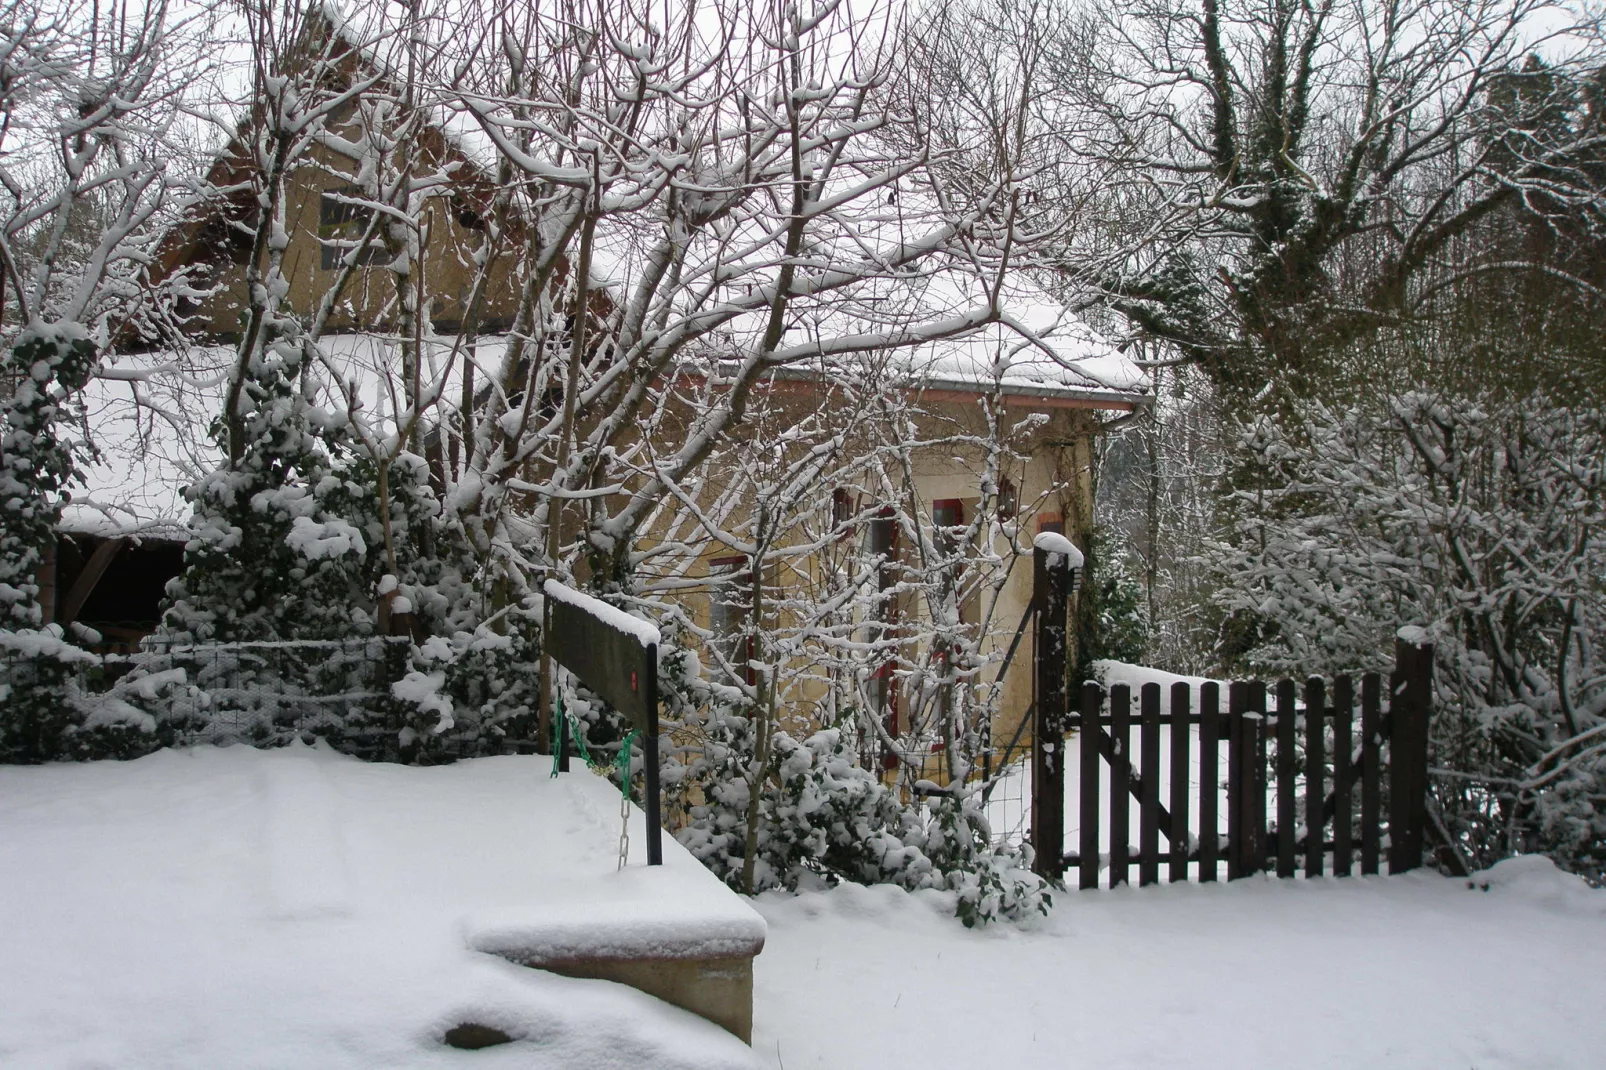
[1,635,539,763]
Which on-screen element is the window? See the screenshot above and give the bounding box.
[450,194,485,232]
[996,476,1017,520]
[931,498,964,556]
[831,488,854,538]
[864,508,901,758]
[1036,513,1064,535]
[708,556,752,683]
[319,187,387,270]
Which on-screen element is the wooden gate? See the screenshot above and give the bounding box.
[1046,638,1433,888]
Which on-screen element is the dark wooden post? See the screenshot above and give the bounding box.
[1226,681,1246,880]
[644,641,663,866]
[1388,634,1433,875]
[1078,682,1102,890]
[1030,544,1071,880]
[36,538,58,625]
[1198,681,1221,882]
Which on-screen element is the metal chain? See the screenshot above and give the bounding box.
[615,729,638,871]
[617,786,631,871]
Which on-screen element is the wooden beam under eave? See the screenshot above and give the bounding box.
[58,537,125,627]
[36,538,58,624]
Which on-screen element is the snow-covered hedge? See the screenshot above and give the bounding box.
[672,696,1050,927]
[1210,392,1606,881]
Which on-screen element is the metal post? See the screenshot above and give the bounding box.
[1030,545,1070,880]
[645,642,663,866]
[557,701,570,773]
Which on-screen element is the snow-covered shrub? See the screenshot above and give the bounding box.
[159,337,375,647]
[387,605,544,762]
[918,791,1049,926]
[674,703,1050,926]
[1073,526,1151,689]
[0,325,97,628]
[0,326,128,762]
[1209,392,1606,880]
[0,628,165,762]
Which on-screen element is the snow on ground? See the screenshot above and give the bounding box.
[9,738,1604,1070]
[0,743,761,1070]
[753,863,1606,1070]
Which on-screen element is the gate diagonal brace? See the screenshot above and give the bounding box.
[1071,717,1181,846]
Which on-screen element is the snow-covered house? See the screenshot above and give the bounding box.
[46,7,1151,779]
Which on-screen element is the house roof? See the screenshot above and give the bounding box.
[93,10,1148,538]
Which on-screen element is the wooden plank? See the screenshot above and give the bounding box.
[1332,675,1354,877]
[36,538,57,625]
[545,581,657,730]
[1226,684,1239,873]
[1249,682,1270,876]
[1079,682,1102,891]
[1360,672,1382,875]
[1304,676,1326,878]
[1199,682,1220,883]
[1276,678,1298,879]
[1139,683,1161,886]
[1109,683,1131,887]
[1389,637,1433,874]
[58,536,125,626]
[1169,681,1192,883]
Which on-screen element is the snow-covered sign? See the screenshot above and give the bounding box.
[542,580,660,733]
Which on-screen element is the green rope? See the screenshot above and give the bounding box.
[550,692,562,778]
[549,686,638,810]
[551,691,598,777]
[616,729,640,804]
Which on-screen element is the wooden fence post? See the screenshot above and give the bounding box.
[1388,634,1433,874]
[1030,545,1070,880]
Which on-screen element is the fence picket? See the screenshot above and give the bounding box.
[1226,682,1246,880]
[1048,654,1427,891]
[1275,679,1297,878]
[1139,684,1161,886]
[1305,676,1326,878]
[1332,675,1354,877]
[1079,682,1102,891]
[1360,673,1382,875]
[1249,682,1270,875]
[1199,682,1220,883]
[1109,684,1131,887]
[1169,682,1191,883]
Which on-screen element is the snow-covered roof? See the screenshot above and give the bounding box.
[580,198,1149,407]
[67,332,522,535]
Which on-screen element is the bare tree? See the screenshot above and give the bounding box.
[912,0,1606,401]
[0,0,199,628]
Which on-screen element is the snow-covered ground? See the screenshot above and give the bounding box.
[753,862,1606,1070]
[0,744,762,1070]
[6,743,1604,1069]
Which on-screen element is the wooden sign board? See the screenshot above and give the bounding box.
[543,581,658,733]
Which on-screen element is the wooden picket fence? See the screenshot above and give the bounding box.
[1053,639,1433,889]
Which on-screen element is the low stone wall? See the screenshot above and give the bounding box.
[472,921,765,1043]
[537,952,756,1042]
